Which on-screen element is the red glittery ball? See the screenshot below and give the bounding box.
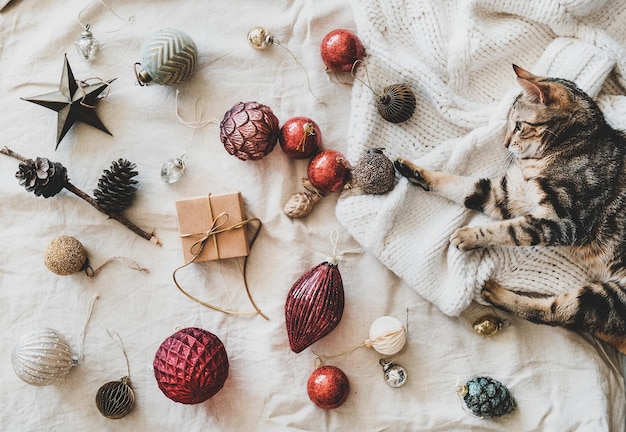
[307,365,350,409]
[220,101,280,161]
[153,327,229,405]
[307,149,350,194]
[285,261,344,353]
[279,116,322,159]
[320,29,365,73]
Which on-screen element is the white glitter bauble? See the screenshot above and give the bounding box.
[365,316,407,356]
[12,328,77,386]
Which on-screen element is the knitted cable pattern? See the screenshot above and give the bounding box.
[337,0,626,315]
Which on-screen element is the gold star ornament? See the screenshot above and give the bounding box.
[22,54,115,150]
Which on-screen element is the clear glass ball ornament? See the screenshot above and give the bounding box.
[380,359,408,388]
[161,158,186,184]
[75,24,99,62]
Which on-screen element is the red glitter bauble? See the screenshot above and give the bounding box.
[320,29,365,73]
[285,261,344,353]
[307,149,350,194]
[219,101,280,161]
[279,116,322,159]
[307,365,350,409]
[153,327,229,405]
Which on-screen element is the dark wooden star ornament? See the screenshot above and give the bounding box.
[22,54,115,150]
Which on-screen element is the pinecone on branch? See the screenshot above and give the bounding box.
[16,157,68,198]
[94,159,138,213]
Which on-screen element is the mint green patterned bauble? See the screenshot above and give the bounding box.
[135,29,198,86]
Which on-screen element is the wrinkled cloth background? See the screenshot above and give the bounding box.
[0,1,624,431]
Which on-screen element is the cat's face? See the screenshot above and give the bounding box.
[505,65,591,159]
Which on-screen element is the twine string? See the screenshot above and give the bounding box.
[326,228,362,264]
[106,328,131,378]
[86,256,149,278]
[173,203,268,320]
[273,39,324,104]
[77,78,112,108]
[78,293,99,362]
[350,59,382,98]
[77,0,134,33]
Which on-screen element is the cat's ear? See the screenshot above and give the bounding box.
[513,64,549,104]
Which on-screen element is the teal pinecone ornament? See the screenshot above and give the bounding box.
[94,159,138,213]
[456,376,516,419]
[135,29,198,86]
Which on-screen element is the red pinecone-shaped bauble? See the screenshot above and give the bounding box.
[320,29,365,73]
[307,365,350,409]
[278,116,322,159]
[219,101,280,161]
[285,260,344,353]
[307,149,350,194]
[153,327,229,405]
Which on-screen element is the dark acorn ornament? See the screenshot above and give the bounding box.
[352,148,396,194]
[380,359,408,388]
[455,376,516,419]
[320,29,365,73]
[94,159,139,214]
[153,327,229,405]
[376,84,416,124]
[220,101,280,161]
[285,256,344,353]
[307,364,350,409]
[472,314,509,337]
[96,377,135,419]
[279,116,322,159]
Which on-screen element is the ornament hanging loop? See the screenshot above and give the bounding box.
[247,26,324,104]
[351,60,380,98]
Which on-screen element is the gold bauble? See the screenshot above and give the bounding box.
[472,315,505,336]
[44,235,88,275]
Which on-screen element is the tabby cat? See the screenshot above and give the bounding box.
[394,64,626,353]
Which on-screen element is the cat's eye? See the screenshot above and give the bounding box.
[514,121,522,132]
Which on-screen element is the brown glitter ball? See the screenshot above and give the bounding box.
[44,236,88,275]
[353,149,396,194]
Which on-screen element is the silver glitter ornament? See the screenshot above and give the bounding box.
[96,376,135,419]
[75,24,99,62]
[380,359,407,388]
[160,158,186,184]
[12,327,78,386]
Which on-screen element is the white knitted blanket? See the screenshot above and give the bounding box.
[337,0,626,316]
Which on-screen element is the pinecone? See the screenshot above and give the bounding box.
[94,159,138,213]
[15,157,67,198]
[457,376,516,419]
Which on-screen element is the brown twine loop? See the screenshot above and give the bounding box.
[77,78,112,108]
[350,59,383,98]
[172,209,268,320]
[84,256,149,278]
[106,328,131,378]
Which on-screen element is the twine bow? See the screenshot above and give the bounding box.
[173,211,268,320]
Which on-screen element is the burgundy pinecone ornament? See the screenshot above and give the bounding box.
[220,101,280,161]
[285,257,344,353]
[153,327,229,405]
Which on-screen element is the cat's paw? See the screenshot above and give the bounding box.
[394,158,430,191]
[481,280,511,308]
[450,226,483,251]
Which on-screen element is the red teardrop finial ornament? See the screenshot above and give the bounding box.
[285,261,344,353]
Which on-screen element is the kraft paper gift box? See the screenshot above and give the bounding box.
[176,192,249,263]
